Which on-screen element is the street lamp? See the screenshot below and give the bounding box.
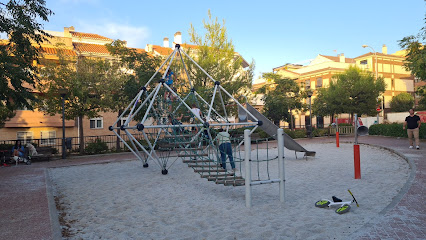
[58,88,67,159]
[362,45,380,124]
[307,90,313,138]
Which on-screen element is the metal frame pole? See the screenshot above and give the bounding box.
[61,94,66,159]
[277,128,285,203]
[244,129,252,208]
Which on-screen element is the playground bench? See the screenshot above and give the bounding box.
[28,146,55,162]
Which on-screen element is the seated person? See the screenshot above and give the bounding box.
[11,140,25,161]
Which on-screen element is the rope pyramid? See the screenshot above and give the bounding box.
[109,44,262,176]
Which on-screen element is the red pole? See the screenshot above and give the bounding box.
[354,144,361,179]
[336,131,340,147]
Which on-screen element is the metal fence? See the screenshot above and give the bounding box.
[0,133,145,156]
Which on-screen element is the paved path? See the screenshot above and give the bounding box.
[0,135,424,240]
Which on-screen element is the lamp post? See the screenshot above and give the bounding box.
[307,90,313,138]
[362,45,380,124]
[58,89,67,159]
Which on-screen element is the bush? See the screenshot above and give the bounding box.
[369,123,426,139]
[390,93,414,112]
[313,128,329,137]
[0,144,14,151]
[85,138,109,155]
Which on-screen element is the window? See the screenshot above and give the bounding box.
[316,116,324,129]
[40,131,56,145]
[90,117,103,129]
[305,80,311,89]
[120,117,128,126]
[316,78,323,88]
[17,131,33,144]
[360,60,368,65]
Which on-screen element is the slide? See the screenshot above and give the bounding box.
[245,103,316,157]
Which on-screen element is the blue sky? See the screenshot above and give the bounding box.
[41,0,425,79]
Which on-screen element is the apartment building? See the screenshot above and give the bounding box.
[255,44,414,128]
[0,26,139,142]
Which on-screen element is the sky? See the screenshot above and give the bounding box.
[35,0,426,80]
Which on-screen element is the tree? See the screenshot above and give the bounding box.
[37,48,124,154]
[187,10,254,114]
[314,66,386,120]
[106,39,161,150]
[399,18,426,110]
[0,0,53,126]
[398,17,426,81]
[390,92,414,112]
[256,73,303,127]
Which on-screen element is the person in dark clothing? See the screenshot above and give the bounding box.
[403,109,421,149]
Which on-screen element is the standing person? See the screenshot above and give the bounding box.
[216,128,236,172]
[190,103,203,133]
[403,108,421,149]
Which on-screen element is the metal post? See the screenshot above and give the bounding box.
[61,94,66,159]
[354,114,358,144]
[353,114,361,179]
[244,129,252,208]
[277,128,285,203]
[335,117,339,147]
[309,96,312,138]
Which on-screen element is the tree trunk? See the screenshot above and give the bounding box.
[116,109,122,152]
[79,116,84,154]
[290,108,294,131]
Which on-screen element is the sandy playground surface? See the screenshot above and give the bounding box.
[49,143,410,240]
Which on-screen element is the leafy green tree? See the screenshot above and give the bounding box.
[187,10,254,115]
[315,66,386,120]
[398,17,426,81]
[399,18,426,110]
[390,92,415,112]
[106,39,161,150]
[37,49,124,154]
[256,73,303,127]
[0,0,53,126]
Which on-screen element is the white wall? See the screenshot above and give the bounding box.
[386,112,407,123]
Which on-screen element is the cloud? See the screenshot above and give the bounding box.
[77,21,150,48]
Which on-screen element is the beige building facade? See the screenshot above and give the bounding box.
[254,44,414,128]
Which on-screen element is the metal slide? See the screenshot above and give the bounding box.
[245,103,316,157]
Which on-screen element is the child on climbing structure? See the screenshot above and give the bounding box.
[190,103,203,133]
[165,69,175,86]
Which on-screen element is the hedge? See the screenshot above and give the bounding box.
[368,123,426,139]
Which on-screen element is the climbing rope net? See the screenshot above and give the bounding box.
[109,44,282,187]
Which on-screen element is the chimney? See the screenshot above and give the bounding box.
[174,31,182,45]
[382,44,387,55]
[69,26,75,31]
[145,44,153,53]
[339,53,345,63]
[163,37,169,48]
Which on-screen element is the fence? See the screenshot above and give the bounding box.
[0,133,145,157]
[328,126,354,135]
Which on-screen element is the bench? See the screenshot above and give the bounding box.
[28,147,55,162]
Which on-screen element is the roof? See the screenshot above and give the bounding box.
[40,47,76,56]
[354,52,404,59]
[70,31,112,41]
[73,42,110,55]
[152,45,173,55]
[319,55,356,63]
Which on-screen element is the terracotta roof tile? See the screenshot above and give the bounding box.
[320,55,356,63]
[70,31,112,41]
[40,47,76,56]
[152,45,173,55]
[73,42,110,55]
